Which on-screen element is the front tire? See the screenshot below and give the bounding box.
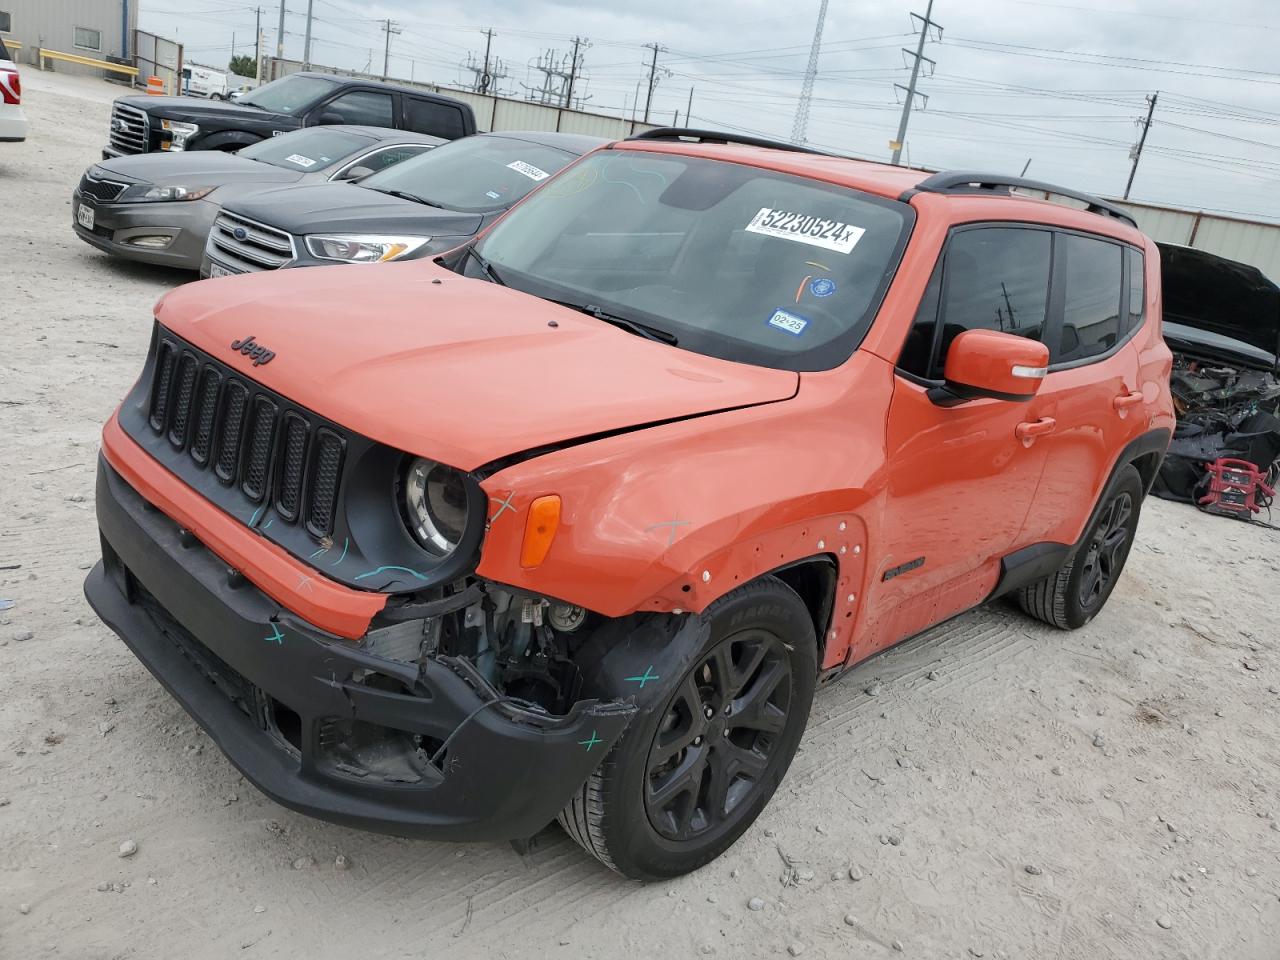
[1018,464,1144,629]
[559,576,817,880]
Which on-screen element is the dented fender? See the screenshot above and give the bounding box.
[475,354,896,669]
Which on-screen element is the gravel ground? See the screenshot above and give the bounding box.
[2,71,1279,960]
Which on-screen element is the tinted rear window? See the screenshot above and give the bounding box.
[405,98,467,140]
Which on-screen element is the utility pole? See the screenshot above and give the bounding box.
[890,0,943,166]
[642,42,667,123]
[685,87,693,127]
[254,7,262,82]
[302,0,314,70]
[792,0,829,145]
[1124,92,1158,200]
[276,0,285,60]
[564,36,588,109]
[479,28,495,93]
[381,19,401,81]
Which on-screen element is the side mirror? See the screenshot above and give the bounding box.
[336,165,375,181]
[317,111,345,125]
[931,329,1049,406]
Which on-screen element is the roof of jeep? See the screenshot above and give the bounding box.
[611,129,1146,243]
[611,138,932,201]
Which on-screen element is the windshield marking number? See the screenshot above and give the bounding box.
[507,160,550,181]
[746,207,865,254]
[285,153,316,167]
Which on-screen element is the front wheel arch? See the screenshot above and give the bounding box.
[192,131,262,152]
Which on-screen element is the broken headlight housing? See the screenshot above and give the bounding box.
[402,458,470,556]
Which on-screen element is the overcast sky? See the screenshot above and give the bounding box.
[141,0,1280,221]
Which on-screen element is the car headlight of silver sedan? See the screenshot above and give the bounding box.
[122,184,216,202]
[304,234,430,263]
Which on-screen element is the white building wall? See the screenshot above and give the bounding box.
[1114,200,1280,282]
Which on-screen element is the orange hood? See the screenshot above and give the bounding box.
[155,261,799,471]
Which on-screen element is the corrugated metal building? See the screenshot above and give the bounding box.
[1113,200,1280,282]
[0,0,137,74]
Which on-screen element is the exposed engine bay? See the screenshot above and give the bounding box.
[366,582,602,716]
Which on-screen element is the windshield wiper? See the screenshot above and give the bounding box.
[567,302,678,345]
[373,187,447,208]
[466,246,506,286]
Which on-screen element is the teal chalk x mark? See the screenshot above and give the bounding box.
[331,537,349,566]
[354,565,429,582]
[263,623,285,645]
[624,665,660,689]
[578,730,602,752]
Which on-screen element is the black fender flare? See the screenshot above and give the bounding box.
[191,130,262,152]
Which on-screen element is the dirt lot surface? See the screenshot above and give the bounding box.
[2,72,1280,960]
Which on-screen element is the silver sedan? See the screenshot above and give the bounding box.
[72,125,443,270]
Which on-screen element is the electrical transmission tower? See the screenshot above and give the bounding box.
[462,50,511,95]
[792,0,829,145]
[890,0,943,166]
[522,49,592,109]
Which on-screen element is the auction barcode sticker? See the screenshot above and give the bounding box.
[745,207,865,254]
[285,154,317,167]
[507,160,550,181]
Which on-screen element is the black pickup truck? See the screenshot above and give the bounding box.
[104,72,476,158]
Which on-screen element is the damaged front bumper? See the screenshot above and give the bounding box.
[84,456,634,841]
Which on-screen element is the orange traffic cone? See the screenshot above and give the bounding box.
[146,75,164,95]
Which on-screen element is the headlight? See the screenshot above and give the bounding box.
[159,119,199,151]
[124,184,215,202]
[402,458,470,555]
[304,234,429,263]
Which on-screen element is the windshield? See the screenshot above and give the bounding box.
[238,127,374,171]
[472,150,913,371]
[236,74,336,114]
[358,135,578,213]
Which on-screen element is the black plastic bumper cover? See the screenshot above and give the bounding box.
[85,455,634,841]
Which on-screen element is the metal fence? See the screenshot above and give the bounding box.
[133,29,182,95]
[263,57,658,140]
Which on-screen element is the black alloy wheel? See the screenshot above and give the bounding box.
[644,630,792,841]
[1077,490,1134,611]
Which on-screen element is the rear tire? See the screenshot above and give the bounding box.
[1018,464,1144,629]
[559,576,817,880]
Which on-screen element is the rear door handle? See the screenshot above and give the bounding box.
[1113,391,1144,411]
[1015,417,1057,444]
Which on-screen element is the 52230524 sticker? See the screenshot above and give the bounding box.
[745,207,865,254]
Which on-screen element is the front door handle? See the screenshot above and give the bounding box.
[1113,391,1144,411]
[1015,417,1057,445]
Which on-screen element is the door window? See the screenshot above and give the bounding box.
[1054,234,1124,363]
[903,227,1052,379]
[1126,246,1145,331]
[319,91,395,127]
[404,98,468,139]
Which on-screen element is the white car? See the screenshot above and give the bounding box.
[0,41,28,142]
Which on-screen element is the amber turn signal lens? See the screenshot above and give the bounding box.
[520,495,561,568]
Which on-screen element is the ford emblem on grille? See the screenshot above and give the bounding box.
[232,226,249,241]
[111,118,126,132]
[230,335,276,366]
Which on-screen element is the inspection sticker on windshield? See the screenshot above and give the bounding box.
[285,154,316,167]
[745,207,865,254]
[507,160,550,181]
[767,308,809,336]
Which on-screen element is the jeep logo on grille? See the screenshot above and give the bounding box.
[232,226,249,241]
[230,335,276,366]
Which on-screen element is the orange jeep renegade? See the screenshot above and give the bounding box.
[85,129,1174,879]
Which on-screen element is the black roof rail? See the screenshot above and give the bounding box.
[626,127,834,157]
[908,171,1138,229]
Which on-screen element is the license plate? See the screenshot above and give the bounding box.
[208,261,238,279]
[77,203,95,230]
